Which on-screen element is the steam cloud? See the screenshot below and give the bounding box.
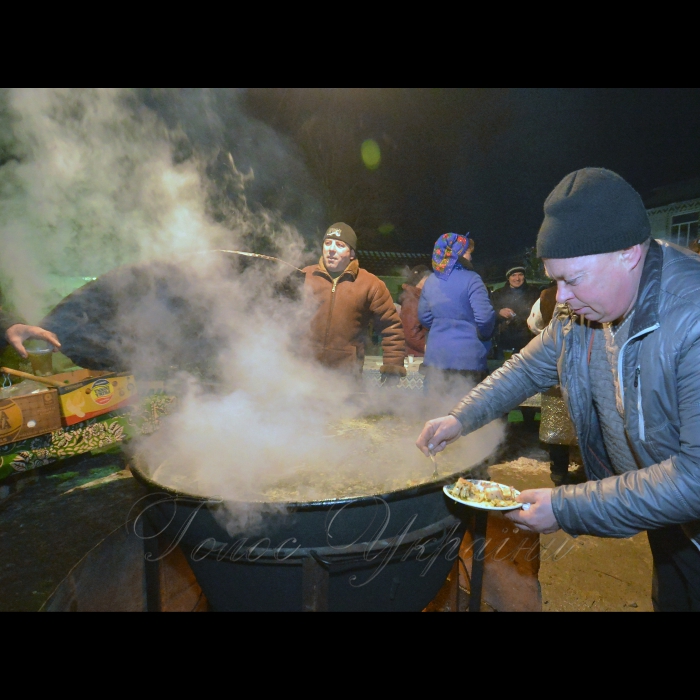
[0,88,322,322]
[0,88,504,536]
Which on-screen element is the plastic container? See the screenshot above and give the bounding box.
[25,340,54,377]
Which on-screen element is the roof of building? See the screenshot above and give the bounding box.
[645,177,700,209]
[357,250,433,277]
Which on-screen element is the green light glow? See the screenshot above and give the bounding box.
[361,140,382,170]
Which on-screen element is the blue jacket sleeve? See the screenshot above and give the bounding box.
[468,276,496,341]
[418,289,434,330]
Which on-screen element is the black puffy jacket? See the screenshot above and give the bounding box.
[491,283,540,353]
[451,240,700,544]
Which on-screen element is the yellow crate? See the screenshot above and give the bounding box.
[53,370,138,427]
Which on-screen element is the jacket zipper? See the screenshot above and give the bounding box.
[617,324,658,440]
[323,277,341,349]
[617,324,660,407]
[635,367,645,441]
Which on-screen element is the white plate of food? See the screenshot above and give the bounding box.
[444,479,524,512]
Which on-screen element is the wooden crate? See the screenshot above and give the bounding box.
[0,391,62,447]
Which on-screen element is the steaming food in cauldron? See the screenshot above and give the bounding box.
[131,411,499,612]
[146,413,499,504]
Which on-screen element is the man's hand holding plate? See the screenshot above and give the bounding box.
[506,489,561,535]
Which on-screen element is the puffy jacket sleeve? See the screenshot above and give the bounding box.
[370,281,407,375]
[450,320,562,434]
[552,326,700,539]
[468,276,496,341]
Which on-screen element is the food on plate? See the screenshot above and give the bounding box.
[449,479,521,509]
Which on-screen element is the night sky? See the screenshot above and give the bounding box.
[245,88,700,275]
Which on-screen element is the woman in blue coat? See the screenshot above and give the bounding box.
[419,234,496,398]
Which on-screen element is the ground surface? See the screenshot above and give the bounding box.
[0,427,655,613]
[0,451,145,612]
[489,428,654,613]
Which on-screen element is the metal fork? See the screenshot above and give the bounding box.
[430,452,439,479]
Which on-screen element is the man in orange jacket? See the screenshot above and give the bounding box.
[302,223,406,381]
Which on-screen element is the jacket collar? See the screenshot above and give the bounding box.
[315,257,360,282]
[630,239,663,336]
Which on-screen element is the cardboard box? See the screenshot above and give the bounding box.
[0,391,62,447]
[53,370,138,427]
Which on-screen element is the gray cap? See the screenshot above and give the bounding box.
[506,267,526,280]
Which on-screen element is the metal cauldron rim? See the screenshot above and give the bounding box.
[129,455,490,513]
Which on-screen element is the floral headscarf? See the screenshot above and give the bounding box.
[432,233,470,281]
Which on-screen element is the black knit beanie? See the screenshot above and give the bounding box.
[324,223,358,252]
[537,169,651,260]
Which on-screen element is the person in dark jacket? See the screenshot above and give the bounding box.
[417,168,700,612]
[399,266,430,358]
[491,267,542,432]
[491,267,540,359]
[419,234,495,400]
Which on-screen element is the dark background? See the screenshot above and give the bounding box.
[242,88,700,277]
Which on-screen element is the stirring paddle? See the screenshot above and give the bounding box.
[0,367,66,388]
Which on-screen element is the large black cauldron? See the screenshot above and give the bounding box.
[130,457,476,613]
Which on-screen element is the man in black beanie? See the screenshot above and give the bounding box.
[417,168,700,612]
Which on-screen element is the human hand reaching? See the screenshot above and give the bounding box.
[5,325,61,359]
[416,416,464,457]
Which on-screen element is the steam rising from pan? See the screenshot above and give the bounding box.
[0,88,505,538]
